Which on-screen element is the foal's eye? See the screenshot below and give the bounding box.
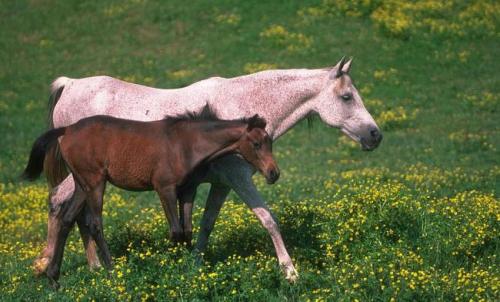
[341,93,352,101]
[253,142,261,149]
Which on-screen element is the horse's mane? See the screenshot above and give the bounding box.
[163,104,266,129]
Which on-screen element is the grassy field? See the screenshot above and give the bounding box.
[0,0,499,300]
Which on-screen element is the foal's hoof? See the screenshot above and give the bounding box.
[169,232,184,244]
[33,257,50,276]
[192,249,204,266]
[183,231,193,248]
[48,276,60,290]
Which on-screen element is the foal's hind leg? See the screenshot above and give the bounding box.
[85,181,113,269]
[46,183,87,287]
[34,175,101,276]
[76,205,101,270]
[179,186,197,247]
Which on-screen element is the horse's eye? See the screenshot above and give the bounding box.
[253,142,261,149]
[341,93,352,101]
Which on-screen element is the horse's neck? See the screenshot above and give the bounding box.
[208,69,327,140]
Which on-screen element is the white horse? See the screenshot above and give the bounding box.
[35,57,382,282]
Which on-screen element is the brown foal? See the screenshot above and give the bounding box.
[23,107,279,286]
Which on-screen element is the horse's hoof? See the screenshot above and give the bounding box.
[89,261,102,271]
[87,254,102,271]
[33,257,50,276]
[282,264,299,284]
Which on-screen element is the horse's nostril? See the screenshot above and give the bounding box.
[370,129,380,138]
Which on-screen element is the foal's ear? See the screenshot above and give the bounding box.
[247,114,267,130]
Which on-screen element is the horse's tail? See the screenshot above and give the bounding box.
[22,127,67,181]
[45,77,71,187]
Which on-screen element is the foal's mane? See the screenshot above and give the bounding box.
[163,104,219,125]
[163,104,266,129]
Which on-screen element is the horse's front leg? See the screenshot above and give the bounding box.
[156,185,183,243]
[231,175,298,283]
[198,156,298,283]
[194,183,230,253]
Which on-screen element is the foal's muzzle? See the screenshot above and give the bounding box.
[266,168,280,184]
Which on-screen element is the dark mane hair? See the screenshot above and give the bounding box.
[164,104,218,125]
[163,104,267,130]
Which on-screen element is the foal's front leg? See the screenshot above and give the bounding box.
[156,185,183,243]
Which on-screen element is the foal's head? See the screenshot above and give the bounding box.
[238,115,280,184]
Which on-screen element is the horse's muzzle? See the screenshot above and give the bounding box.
[361,128,383,151]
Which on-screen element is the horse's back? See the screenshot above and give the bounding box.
[51,75,226,128]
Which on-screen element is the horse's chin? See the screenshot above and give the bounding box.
[341,128,381,151]
[341,128,361,144]
[360,138,380,151]
[361,143,377,151]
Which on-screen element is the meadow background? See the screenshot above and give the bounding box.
[0,0,499,300]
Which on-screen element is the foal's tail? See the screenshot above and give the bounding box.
[45,76,71,187]
[22,127,67,181]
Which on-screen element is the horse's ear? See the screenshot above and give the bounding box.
[329,56,347,79]
[342,57,353,74]
[247,114,267,130]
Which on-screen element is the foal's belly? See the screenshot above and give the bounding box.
[107,177,154,192]
[106,162,155,191]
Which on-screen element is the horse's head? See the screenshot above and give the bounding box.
[313,57,382,151]
[239,115,280,184]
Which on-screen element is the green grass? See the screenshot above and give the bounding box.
[0,0,498,300]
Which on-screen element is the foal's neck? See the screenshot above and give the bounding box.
[181,122,246,170]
